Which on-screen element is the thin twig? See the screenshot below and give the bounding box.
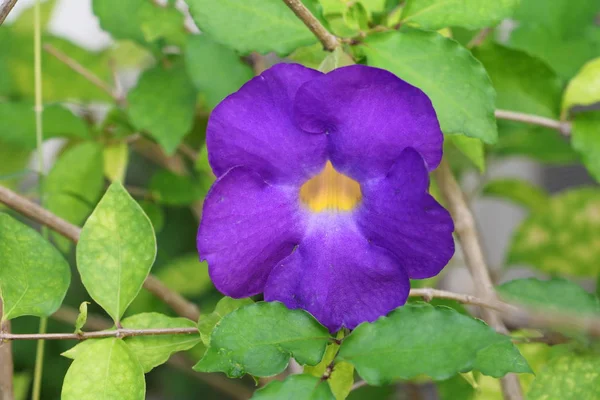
[0,327,199,341]
[0,0,18,25]
[409,288,516,313]
[0,185,201,322]
[433,159,524,400]
[467,27,492,48]
[495,109,571,136]
[43,44,125,105]
[351,380,368,391]
[0,300,14,400]
[51,306,253,400]
[281,0,340,51]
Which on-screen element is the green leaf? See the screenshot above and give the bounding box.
[0,213,70,321]
[473,340,532,378]
[252,374,335,400]
[337,303,527,385]
[62,338,145,400]
[13,372,31,400]
[194,302,330,378]
[121,312,200,372]
[508,188,600,276]
[103,142,129,182]
[509,0,600,79]
[572,112,600,182]
[149,170,205,206]
[360,29,497,144]
[11,0,56,33]
[0,102,89,149]
[0,142,31,191]
[400,0,519,30]
[74,301,90,334]
[563,58,600,112]
[447,135,485,172]
[45,142,105,252]
[473,43,577,163]
[92,0,187,48]
[528,353,600,400]
[482,179,549,212]
[198,297,254,346]
[154,253,211,298]
[186,0,319,55]
[305,341,354,400]
[185,35,254,110]
[138,201,165,234]
[437,375,476,400]
[1,31,112,102]
[127,62,197,154]
[318,47,355,73]
[76,182,157,324]
[289,43,330,69]
[498,278,600,315]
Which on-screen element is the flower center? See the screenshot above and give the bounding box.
[300,162,362,212]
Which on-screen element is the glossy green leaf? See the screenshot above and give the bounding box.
[305,341,354,400]
[252,374,335,400]
[45,142,105,252]
[498,278,600,315]
[528,353,600,400]
[473,43,577,163]
[563,58,600,112]
[76,182,157,324]
[0,102,89,149]
[62,338,145,400]
[127,62,197,154]
[122,312,200,372]
[0,213,70,321]
[360,29,497,144]
[103,142,128,182]
[93,0,187,48]
[185,35,254,109]
[74,301,90,334]
[448,135,485,172]
[401,0,519,30]
[198,297,254,346]
[508,188,600,276]
[194,302,330,378]
[149,170,205,206]
[185,0,319,55]
[482,179,549,212]
[572,112,600,182]
[337,303,527,385]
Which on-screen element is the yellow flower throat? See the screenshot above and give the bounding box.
[300,162,362,212]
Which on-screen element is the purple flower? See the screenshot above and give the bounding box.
[197,63,454,332]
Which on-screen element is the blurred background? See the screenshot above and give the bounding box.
[1,0,599,399]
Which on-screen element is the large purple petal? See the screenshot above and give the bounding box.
[356,148,455,279]
[264,214,410,332]
[197,167,305,297]
[206,63,327,185]
[293,65,443,181]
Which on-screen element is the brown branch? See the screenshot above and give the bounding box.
[495,109,571,136]
[0,300,14,400]
[0,0,18,25]
[0,327,199,341]
[51,306,252,400]
[433,159,524,400]
[43,44,125,105]
[0,185,201,322]
[282,0,339,51]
